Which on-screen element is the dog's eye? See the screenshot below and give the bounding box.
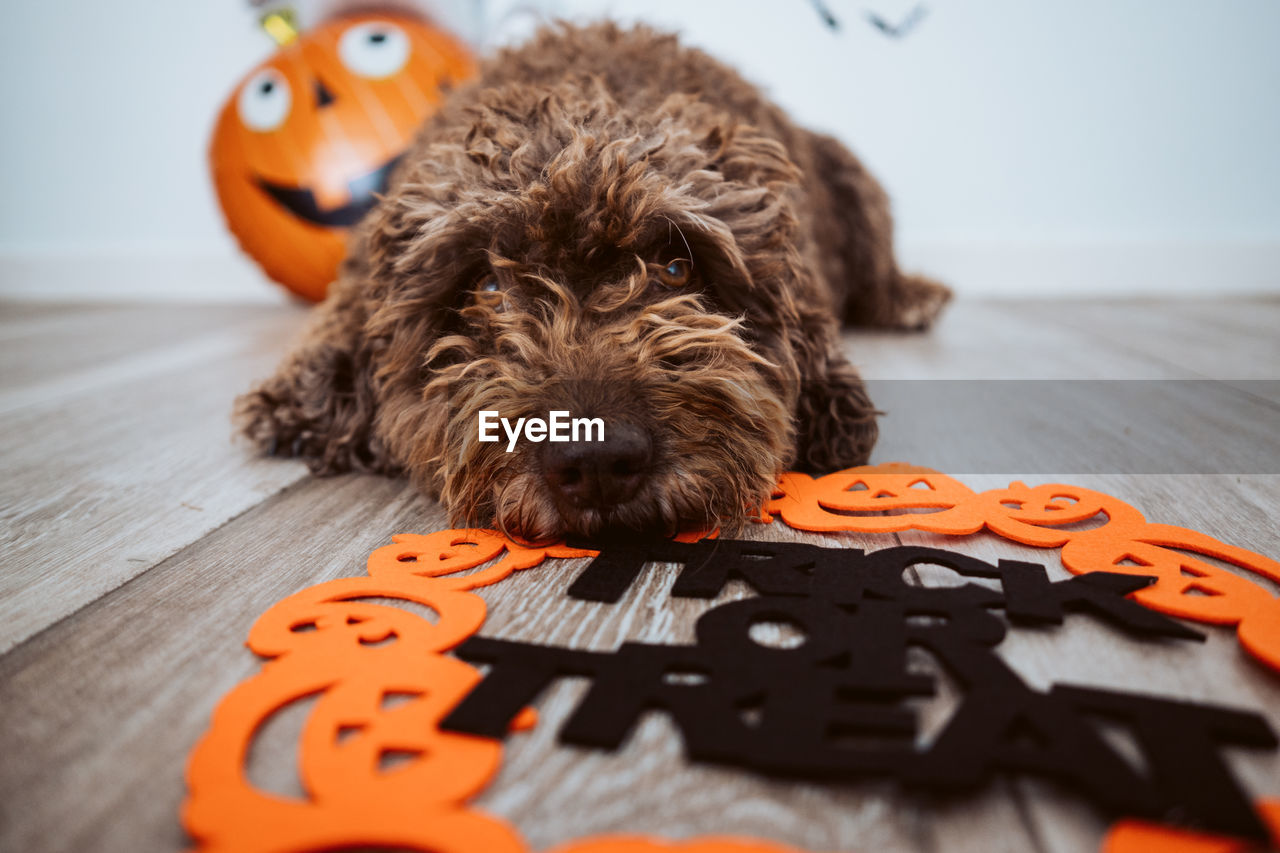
[656,258,693,288]
[473,277,505,310]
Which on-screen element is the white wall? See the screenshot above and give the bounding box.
[2,0,1277,300]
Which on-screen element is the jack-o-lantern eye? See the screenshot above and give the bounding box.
[237,68,291,132]
[339,21,411,79]
[656,258,694,288]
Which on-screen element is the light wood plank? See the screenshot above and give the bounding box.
[0,307,310,652]
[0,303,301,391]
[851,300,1278,477]
[999,299,1280,381]
[867,379,1279,476]
[0,300,130,331]
[0,474,438,853]
[998,299,1280,408]
[848,300,1192,381]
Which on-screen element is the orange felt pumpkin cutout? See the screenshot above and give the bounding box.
[209,13,474,302]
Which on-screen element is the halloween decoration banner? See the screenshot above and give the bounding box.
[183,464,1280,852]
[447,542,1269,839]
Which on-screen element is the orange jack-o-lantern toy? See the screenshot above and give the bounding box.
[210,10,474,301]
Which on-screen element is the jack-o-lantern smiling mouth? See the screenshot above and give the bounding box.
[255,154,402,228]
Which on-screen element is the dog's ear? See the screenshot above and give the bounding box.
[236,153,482,473]
[675,122,880,473]
[235,255,396,475]
[793,337,879,472]
[699,121,801,188]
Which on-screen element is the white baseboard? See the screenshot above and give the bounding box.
[0,247,289,303]
[1,240,1277,302]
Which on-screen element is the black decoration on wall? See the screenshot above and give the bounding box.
[443,540,1275,841]
[809,1,931,39]
[866,5,929,39]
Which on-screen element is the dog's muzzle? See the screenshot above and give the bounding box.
[539,420,652,512]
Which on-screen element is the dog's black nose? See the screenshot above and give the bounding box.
[541,422,651,509]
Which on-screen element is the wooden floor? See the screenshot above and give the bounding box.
[1,297,1277,853]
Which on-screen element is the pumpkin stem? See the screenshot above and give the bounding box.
[259,8,300,47]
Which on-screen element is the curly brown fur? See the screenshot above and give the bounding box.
[236,21,950,541]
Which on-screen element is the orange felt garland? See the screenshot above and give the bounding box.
[765,465,1280,672]
[184,465,1280,853]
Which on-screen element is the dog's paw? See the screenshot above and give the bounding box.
[235,388,306,459]
[797,372,880,472]
[888,274,953,331]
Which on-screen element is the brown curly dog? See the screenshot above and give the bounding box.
[236,21,950,542]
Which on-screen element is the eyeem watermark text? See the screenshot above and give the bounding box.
[479,410,605,452]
